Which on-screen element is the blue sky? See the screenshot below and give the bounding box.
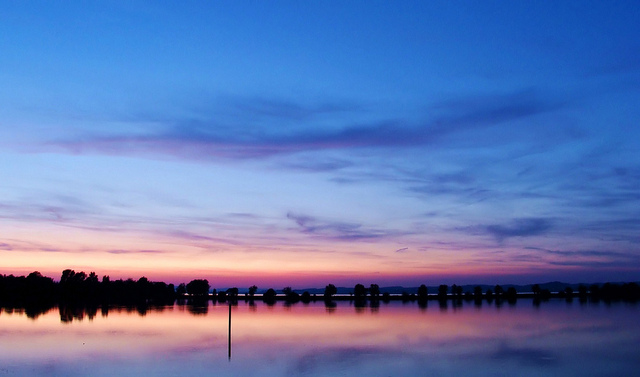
[1,1,639,286]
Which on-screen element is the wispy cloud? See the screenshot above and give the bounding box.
[522,247,640,270]
[279,157,354,172]
[286,212,405,242]
[107,249,164,254]
[485,218,553,243]
[525,246,636,259]
[43,89,564,160]
[164,230,245,246]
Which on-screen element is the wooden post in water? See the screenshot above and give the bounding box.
[228,299,232,360]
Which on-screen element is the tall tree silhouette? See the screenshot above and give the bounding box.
[353,284,367,298]
[186,279,210,296]
[438,285,448,299]
[324,284,337,298]
[263,288,277,303]
[417,284,428,298]
[369,284,380,297]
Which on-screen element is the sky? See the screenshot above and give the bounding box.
[1,1,639,288]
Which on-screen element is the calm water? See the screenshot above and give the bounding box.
[1,299,638,376]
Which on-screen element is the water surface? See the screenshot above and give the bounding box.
[1,299,638,376]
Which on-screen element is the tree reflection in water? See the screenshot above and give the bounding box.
[1,299,639,377]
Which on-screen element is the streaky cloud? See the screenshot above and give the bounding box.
[485,218,553,242]
[44,89,565,160]
[107,249,164,254]
[279,157,354,172]
[166,230,245,246]
[548,260,640,268]
[286,212,406,242]
[525,246,637,260]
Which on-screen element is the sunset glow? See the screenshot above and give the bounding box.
[1,1,639,288]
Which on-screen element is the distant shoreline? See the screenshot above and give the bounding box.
[2,270,639,308]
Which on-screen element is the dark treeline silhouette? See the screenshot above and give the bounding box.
[2,271,639,319]
[1,270,176,307]
[58,269,176,304]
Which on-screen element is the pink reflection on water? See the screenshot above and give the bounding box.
[0,300,639,376]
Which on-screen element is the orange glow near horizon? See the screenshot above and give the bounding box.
[1,224,622,287]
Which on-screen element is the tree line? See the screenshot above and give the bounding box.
[1,270,639,308]
[0,270,176,305]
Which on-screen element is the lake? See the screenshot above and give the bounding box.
[1,298,638,376]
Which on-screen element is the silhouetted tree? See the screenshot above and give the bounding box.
[622,282,640,300]
[485,289,493,300]
[417,284,428,298]
[248,285,258,297]
[176,283,187,295]
[438,285,448,299]
[324,284,337,298]
[532,284,541,296]
[86,272,99,297]
[505,287,517,302]
[263,288,277,300]
[283,287,293,295]
[401,291,414,301]
[186,279,210,296]
[578,285,587,299]
[353,284,367,298]
[474,286,483,299]
[494,285,504,296]
[286,291,299,302]
[369,284,380,297]
[226,287,239,298]
[137,277,152,298]
[60,269,89,300]
[593,282,640,300]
